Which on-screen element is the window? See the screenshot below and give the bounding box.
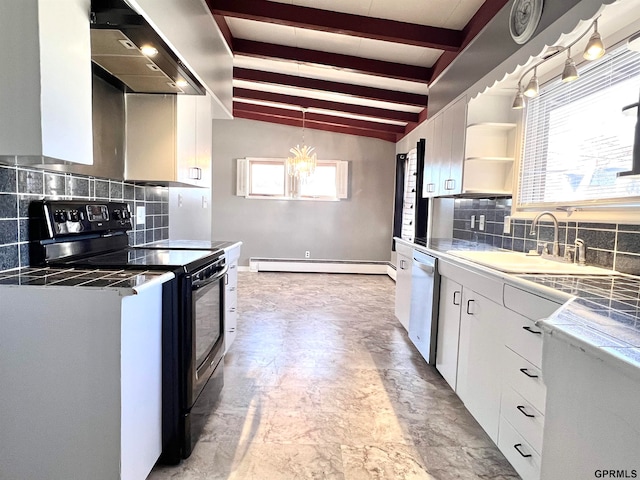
[236,158,348,200]
[517,45,640,210]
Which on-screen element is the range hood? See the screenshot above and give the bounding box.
[90,0,205,95]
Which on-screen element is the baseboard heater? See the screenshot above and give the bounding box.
[250,257,393,275]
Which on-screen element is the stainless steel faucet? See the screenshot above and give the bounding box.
[530,211,560,258]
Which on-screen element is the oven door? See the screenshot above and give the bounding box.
[190,259,227,402]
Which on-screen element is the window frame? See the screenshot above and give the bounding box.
[236,157,349,201]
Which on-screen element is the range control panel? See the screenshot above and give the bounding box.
[38,200,133,238]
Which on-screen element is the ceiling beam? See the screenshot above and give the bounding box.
[234,102,406,133]
[233,88,419,123]
[234,68,428,107]
[234,40,431,84]
[233,109,399,143]
[205,0,463,51]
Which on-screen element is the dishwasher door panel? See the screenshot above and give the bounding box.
[408,251,440,364]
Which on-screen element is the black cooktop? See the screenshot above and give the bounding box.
[60,248,221,272]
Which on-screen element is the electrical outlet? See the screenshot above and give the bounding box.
[470,215,476,229]
[479,215,486,231]
[135,206,145,226]
[503,215,512,234]
[305,251,310,258]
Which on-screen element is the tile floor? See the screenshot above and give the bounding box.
[148,272,519,479]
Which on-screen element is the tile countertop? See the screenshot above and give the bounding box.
[0,267,174,294]
[399,237,640,381]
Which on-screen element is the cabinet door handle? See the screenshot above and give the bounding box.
[466,299,475,315]
[522,326,542,335]
[517,405,536,418]
[513,444,532,458]
[445,178,455,190]
[400,259,406,270]
[519,368,539,379]
[452,290,461,306]
[427,183,435,192]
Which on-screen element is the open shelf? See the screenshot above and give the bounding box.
[465,156,514,162]
[466,122,517,131]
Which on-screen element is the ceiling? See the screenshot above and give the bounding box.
[204,0,510,142]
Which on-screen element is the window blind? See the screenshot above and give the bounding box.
[401,148,417,241]
[518,45,640,207]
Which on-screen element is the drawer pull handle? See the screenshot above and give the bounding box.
[517,405,536,418]
[453,291,461,306]
[514,444,532,458]
[520,368,539,379]
[466,299,475,315]
[523,326,542,335]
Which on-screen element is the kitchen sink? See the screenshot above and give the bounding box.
[446,250,615,275]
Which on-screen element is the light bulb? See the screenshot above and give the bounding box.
[140,45,158,57]
[561,49,579,82]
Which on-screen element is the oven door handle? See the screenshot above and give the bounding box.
[192,265,229,290]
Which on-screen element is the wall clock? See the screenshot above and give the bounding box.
[509,0,544,45]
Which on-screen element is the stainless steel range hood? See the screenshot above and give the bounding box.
[90,0,205,95]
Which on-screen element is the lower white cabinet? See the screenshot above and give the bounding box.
[0,277,172,480]
[395,250,413,330]
[436,276,462,389]
[456,288,505,442]
[224,242,242,353]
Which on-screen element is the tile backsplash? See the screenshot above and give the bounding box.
[0,165,168,272]
[453,198,640,275]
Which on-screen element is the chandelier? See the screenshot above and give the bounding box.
[287,108,317,182]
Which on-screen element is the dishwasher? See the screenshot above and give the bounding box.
[408,250,440,364]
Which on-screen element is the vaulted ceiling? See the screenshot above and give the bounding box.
[205,0,509,142]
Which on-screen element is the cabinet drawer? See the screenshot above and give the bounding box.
[500,385,544,454]
[503,313,543,368]
[503,347,546,413]
[396,243,413,258]
[503,284,562,320]
[498,416,541,480]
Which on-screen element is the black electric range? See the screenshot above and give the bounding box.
[29,200,227,464]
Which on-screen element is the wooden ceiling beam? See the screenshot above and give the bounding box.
[205,0,463,51]
[233,109,399,142]
[235,40,431,83]
[233,102,405,135]
[233,88,419,123]
[234,68,428,107]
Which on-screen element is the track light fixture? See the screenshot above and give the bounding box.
[583,19,606,60]
[562,48,579,83]
[511,18,608,110]
[524,68,539,97]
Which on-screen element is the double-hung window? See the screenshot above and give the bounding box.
[516,44,640,215]
[236,158,349,200]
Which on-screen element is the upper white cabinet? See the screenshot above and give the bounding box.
[422,96,467,197]
[463,94,519,195]
[125,93,212,187]
[0,0,93,165]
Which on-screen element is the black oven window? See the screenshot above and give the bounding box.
[194,280,222,369]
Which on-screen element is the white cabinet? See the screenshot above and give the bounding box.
[0,276,172,480]
[456,288,505,442]
[224,242,242,353]
[422,96,467,197]
[462,94,519,195]
[0,0,93,165]
[125,93,213,186]
[394,243,413,331]
[435,276,462,390]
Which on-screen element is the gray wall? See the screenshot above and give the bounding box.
[211,118,396,266]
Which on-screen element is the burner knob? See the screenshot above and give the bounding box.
[54,210,68,223]
[113,209,122,220]
[123,210,131,220]
[68,210,80,222]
